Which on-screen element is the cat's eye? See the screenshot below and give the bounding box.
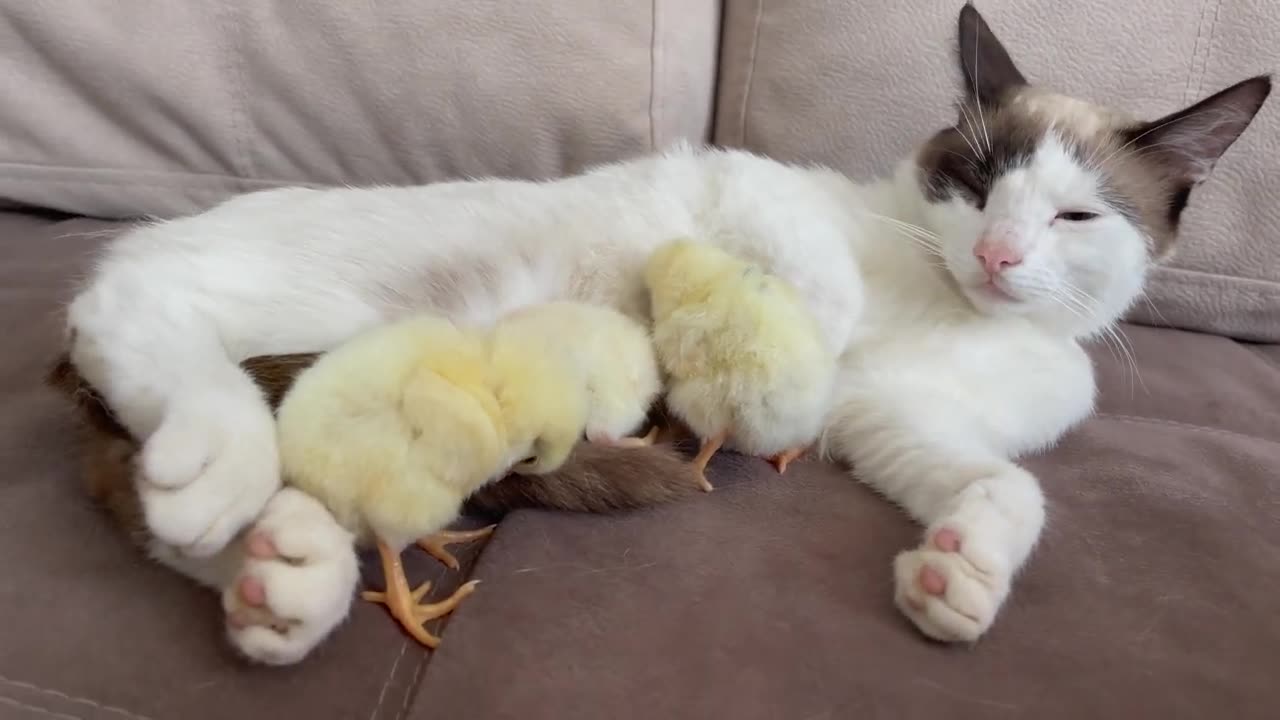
[951,173,987,209]
[1055,210,1099,222]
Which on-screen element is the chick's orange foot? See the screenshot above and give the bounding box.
[768,445,809,474]
[416,525,497,571]
[689,431,726,493]
[363,541,479,649]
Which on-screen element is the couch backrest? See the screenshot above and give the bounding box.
[0,1,720,218]
[3,0,1276,340]
[714,0,1280,341]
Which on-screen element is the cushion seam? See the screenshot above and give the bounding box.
[367,640,408,720]
[0,674,154,720]
[0,163,321,192]
[0,694,82,720]
[1150,265,1280,297]
[1095,412,1280,447]
[735,0,764,147]
[394,652,429,720]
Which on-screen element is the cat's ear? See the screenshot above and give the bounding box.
[1125,75,1272,186]
[956,3,1027,107]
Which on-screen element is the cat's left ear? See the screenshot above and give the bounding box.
[1125,75,1272,186]
[956,3,1028,107]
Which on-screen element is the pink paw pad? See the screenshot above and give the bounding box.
[238,576,267,607]
[227,609,251,629]
[246,531,278,559]
[918,565,947,596]
[932,528,962,553]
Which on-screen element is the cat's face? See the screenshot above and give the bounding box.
[915,4,1270,335]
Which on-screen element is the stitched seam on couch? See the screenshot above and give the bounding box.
[0,674,154,720]
[0,162,322,192]
[0,695,81,720]
[1096,413,1280,447]
[1148,266,1280,299]
[735,0,764,147]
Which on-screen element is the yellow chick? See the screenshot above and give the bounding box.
[275,305,627,648]
[485,306,593,476]
[491,301,662,449]
[276,314,513,649]
[644,239,838,488]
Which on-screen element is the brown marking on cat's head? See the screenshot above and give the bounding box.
[911,4,1271,335]
[921,5,1270,261]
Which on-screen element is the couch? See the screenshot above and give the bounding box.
[2,1,1278,718]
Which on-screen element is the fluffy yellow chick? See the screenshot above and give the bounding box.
[276,314,512,648]
[644,239,838,488]
[485,307,592,476]
[492,301,662,449]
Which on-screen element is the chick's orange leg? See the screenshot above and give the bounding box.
[768,444,810,474]
[690,431,727,493]
[416,525,497,571]
[362,540,480,649]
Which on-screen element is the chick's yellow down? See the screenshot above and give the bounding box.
[276,314,509,648]
[486,308,592,476]
[492,301,662,450]
[274,302,650,649]
[645,239,838,487]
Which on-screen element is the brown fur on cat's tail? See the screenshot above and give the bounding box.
[46,354,704,534]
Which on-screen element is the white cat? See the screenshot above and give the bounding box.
[62,5,1269,663]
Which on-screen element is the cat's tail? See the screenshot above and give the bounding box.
[49,353,705,517]
[465,441,705,514]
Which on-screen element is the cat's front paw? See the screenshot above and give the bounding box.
[892,527,1011,642]
[222,488,359,666]
[139,393,282,557]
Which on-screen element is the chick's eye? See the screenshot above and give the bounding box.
[1055,210,1099,222]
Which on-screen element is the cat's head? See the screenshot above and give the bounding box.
[914,3,1270,337]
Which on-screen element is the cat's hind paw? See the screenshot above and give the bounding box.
[140,392,282,557]
[222,488,359,666]
[892,527,1011,643]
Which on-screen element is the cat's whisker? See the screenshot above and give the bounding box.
[1138,291,1173,327]
[1103,323,1146,396]
[1057,279,1146,395]
[953,123,982,159]
[859,211,943,243]
[954,104,984,157]
[967,22,993,153]
[940,149,981,173]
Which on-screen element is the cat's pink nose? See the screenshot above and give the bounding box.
[973,238,1023,275]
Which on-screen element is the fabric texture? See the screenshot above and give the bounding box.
[715,0,1280,341]
[5,212,1279,718]
[0,1,720,219]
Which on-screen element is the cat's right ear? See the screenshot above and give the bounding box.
[956,3,1028,107]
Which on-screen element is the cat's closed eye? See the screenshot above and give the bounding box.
[1054,210,1099,223]
[950,171,988,209]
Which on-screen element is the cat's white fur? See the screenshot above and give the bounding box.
[65,132,1137,660]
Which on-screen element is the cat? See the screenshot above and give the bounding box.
[58,3,1270,664]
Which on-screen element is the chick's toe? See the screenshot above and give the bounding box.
[366,540,480,649]
[416,525,497,571]
[768,445,809,475]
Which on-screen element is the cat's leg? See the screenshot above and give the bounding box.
[218,488,360,666]
[64,227,387,557]
[824,400,1047,643]
[65,287,283,558]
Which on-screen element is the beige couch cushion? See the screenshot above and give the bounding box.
[0,1,720,219]
[716,0,1280,342]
